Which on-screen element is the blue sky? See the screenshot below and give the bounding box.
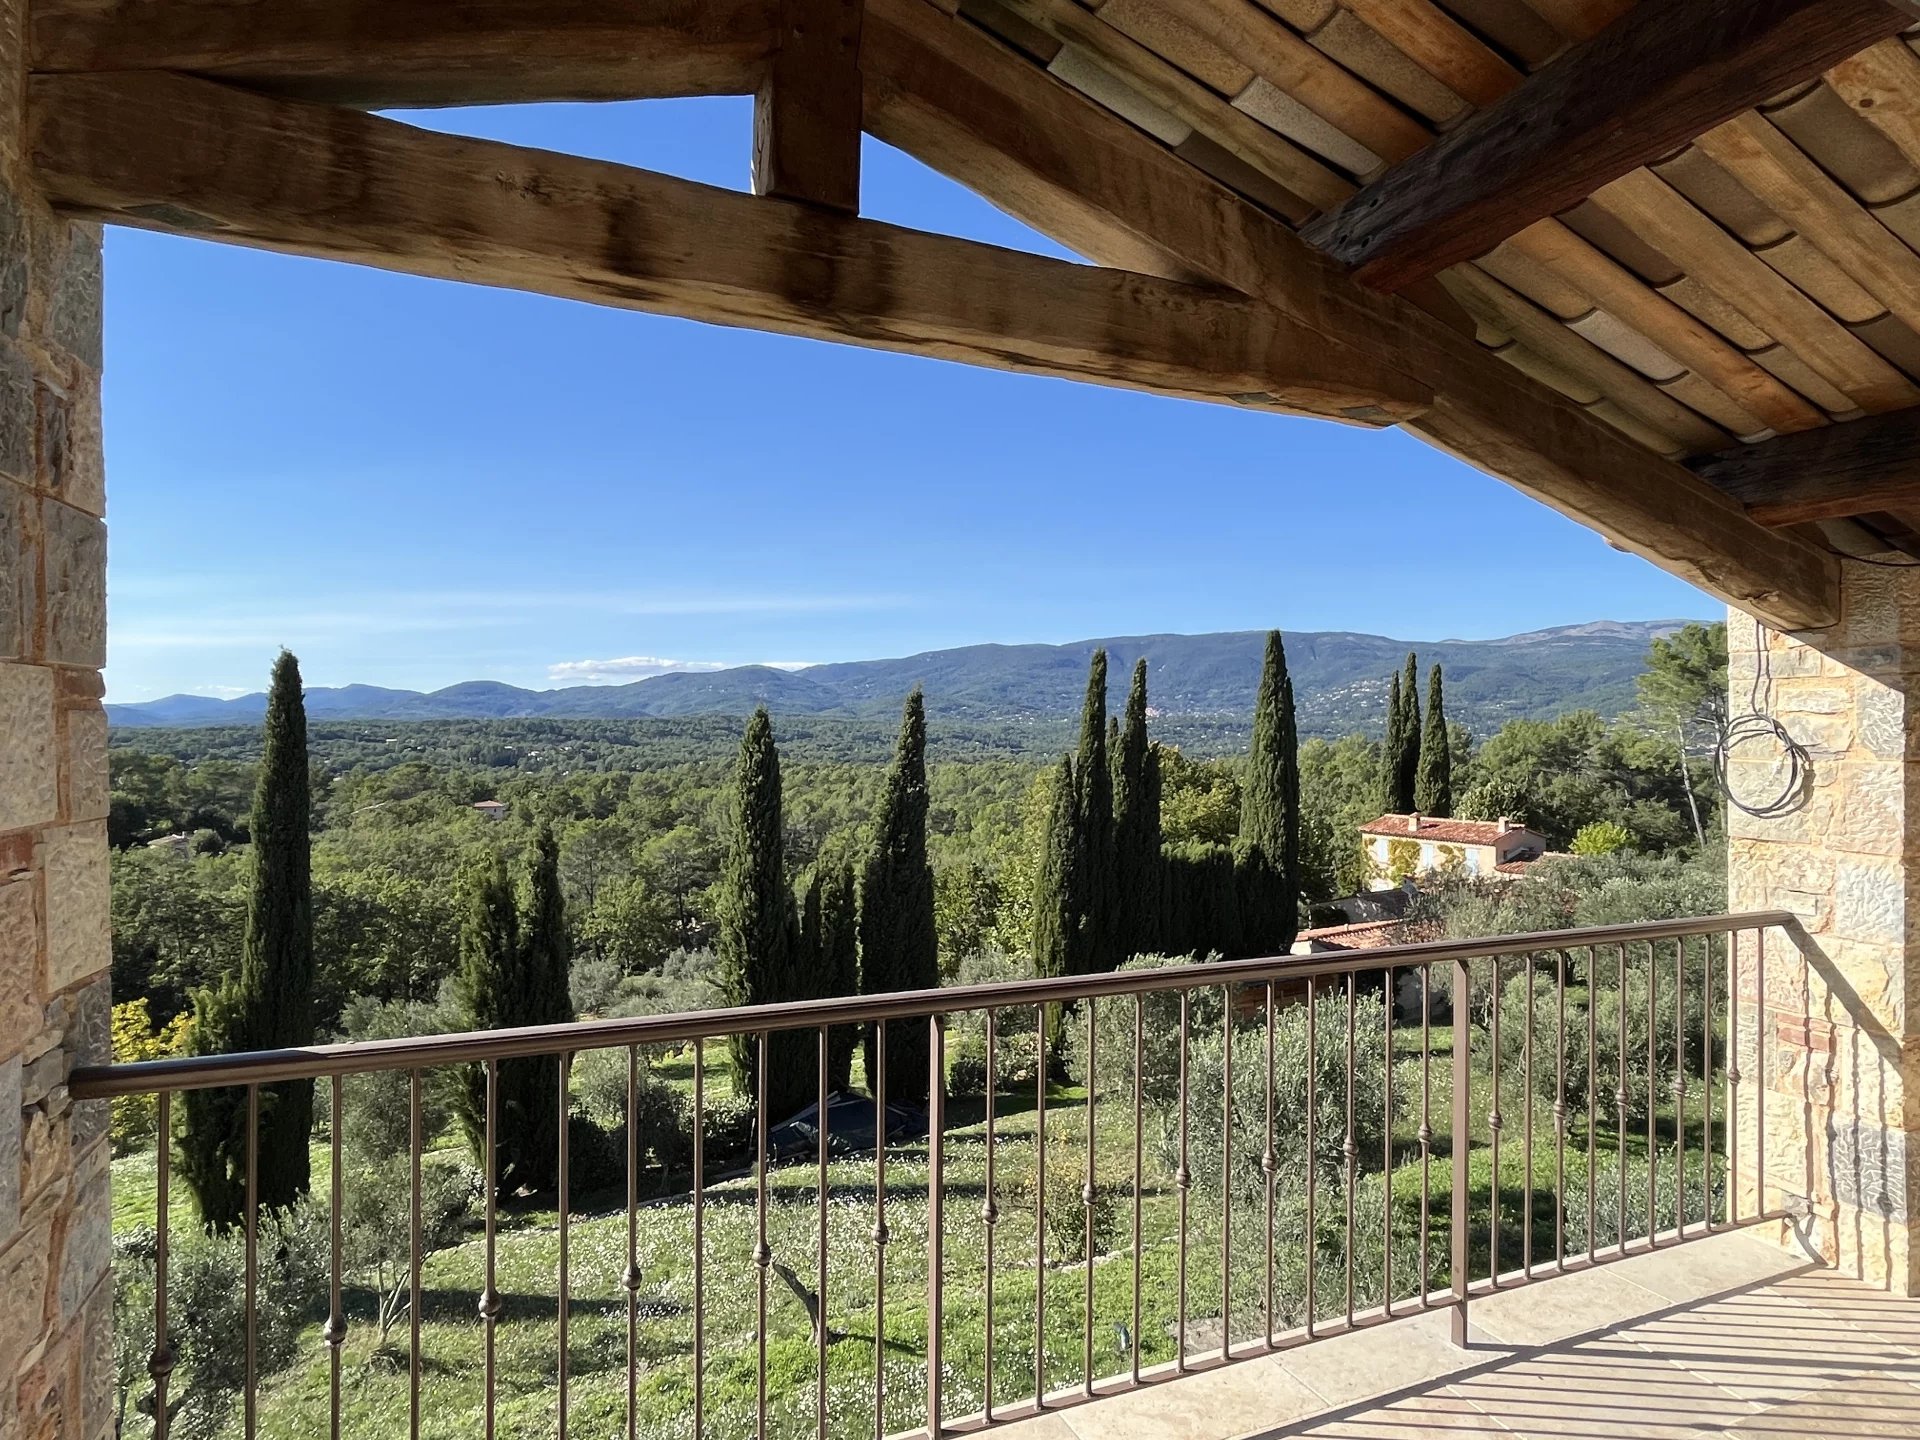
[101,97,1716,702]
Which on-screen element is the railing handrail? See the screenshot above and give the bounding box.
[76,910,1793,1099]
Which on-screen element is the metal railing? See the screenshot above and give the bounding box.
[81,911,1791,1440]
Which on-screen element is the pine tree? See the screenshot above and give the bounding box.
[860,689,939,1103]
[1074,650,1116,972]
[1030,755,1079,980]
[454,854,523,1185]
[513,824,574,1193]
[1376,669,1404,814]
[1396,651,1422,812]
[1415,665,1453,817]
[178,650,314,1231]
[1111,659,1162,962]
[718,708,812,1121]
[1237,632,1300,955]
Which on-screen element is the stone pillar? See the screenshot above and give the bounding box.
[1727,567,1920,1295]
[0,1,115,1433]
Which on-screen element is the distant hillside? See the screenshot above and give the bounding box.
[107,620,1688,739]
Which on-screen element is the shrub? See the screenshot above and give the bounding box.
[1068,954,1226,1107]
[1019,1142,1122,1264]
[109,999,191,1156]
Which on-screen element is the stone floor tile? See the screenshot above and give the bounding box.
[1273,1311,1488,1409]
[1057,1359,1328,1440]
[1759,1271,1920,1356]
[1602,1232,1817,1303]
[1719,1374,1920,1436]
[1446,1347,1759,1440]
[1459,1268,1665,1347]
[979,1415,1081,1440]
[1272,1388,1516,1437]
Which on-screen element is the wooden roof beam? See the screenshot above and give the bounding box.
[1300,0,1916,293]
[26,71,1430,428]
[754,0,864,212]
[861,0,1840,631]
[1692,410,1920,526]
[28,0,778,107]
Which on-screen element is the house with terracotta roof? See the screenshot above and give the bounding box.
[1358,813,1551,890]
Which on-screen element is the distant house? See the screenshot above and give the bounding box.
[1358,813,1554,889]
[472,800,508,821]
[1290,917,1434,954]
[145,833,191,856]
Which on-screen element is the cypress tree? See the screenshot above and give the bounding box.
[1396,651,1422,812]
[860,689,939,1103]
[178,650,313,1231]
[1415,665,1453,817]
[1236,632,1300,955]
[1030,755,1079,980]
[1376,669,1404,814]
[800,859,861,1093]
[454,854,523,1185]
[513,824,574,1193]
[1074,650,1116,972]
[1111,659,1162,962]
[718,708,811,1121]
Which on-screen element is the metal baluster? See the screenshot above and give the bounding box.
[1264,980,1277,1343]
[693,1043,706,1440]
[755,1033,771,1440]
[1646,944,1658,1249]
[1448,959,1471,1348]
[1522,954,1534,1280]
[1702,936,1714,1233]
[1344,972,1357,1326]
[929,1016,946,1436]
[246,1083,259,1440]
[1553,954,1567,1274]
[874,1021,889,1438]
[1088,1000,1100,1391]
[1305,977,1318,1338]
[1586,949,1598,1263]
[326,1077,346,1440]
[1488,956,1502,1288]
[1756,927,1768,1218]
[1420,966,1433,1309]
[1175,990,1190,1373]
[1616,945,1629,1258]
[1728,933,1740,1227]
[559,1050,573,1440]
[984,1011,1000,1421]
[1220,985,1232,1361]
[1131,995,1143,1385]
[410,1070,423,1440]
[1033,1008,1047,1404]
[1384,968,1395,1316]
[482,1060,500,1440]
[1674,940,1687,1238]
[152,1091,175,1440]
[625,1049,641,1440]
[818,1029,831,1440]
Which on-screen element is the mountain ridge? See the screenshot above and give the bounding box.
[108,620,1692,737]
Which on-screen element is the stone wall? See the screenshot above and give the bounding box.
[0,0,114,1432]
[1727,567,1920,1295]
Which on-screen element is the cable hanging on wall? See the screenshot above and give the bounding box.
[1714,615,1811,821]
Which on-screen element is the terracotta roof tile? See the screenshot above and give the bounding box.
[1357,814,1539,845]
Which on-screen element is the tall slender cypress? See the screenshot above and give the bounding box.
[1074,650,1116,972]
[514,824,574,1192]
[860,689,939,1102]
[178,650,313,1230]
[1376,669,1404,814]
[1415,664,1453,817]
[1396,651,1422,812]
[454,854,523,1185]
[805,860,861,1092]
[718,708,810,1120]
[1030,755,1079,981]
[1237,632,1300,955]
[1111,659,1162,962]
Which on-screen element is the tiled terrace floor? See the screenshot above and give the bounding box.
[993,1230,1920,1439]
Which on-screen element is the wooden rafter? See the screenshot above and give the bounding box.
[754,0,864,212]
[1692,409,1920,527]
[1300,0,1915,292]
[27,71,1430,426]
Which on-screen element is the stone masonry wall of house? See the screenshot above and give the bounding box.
[1728,568,1920,1295]
[0,0,115,1434]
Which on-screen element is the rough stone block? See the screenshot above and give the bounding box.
[0,878,35,1062]
[1835,761,1904,858]
[55,1183,107,1323]
[40,823,106,993]
[0,1215,50,1385]
[1855,679,1905,760]
[40,501,102,670]
[0,475,35,662]
[43,226,102,372]
[47,374,101,518]
[1833,854,1905,948]
[0,661,55,831]
[0,1054,19,1249]
[0,184,23,340]
[0,337,30,486]
[58,704,106,824]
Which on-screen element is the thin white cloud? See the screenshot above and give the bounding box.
[547,656,728,685]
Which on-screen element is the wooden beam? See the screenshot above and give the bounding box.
[1692,409,1920,526]
[859,0,1840,631]
[754,0,865,211]
[27,71,1430,427]
[1300,0,1914,292]
[29,0,777,106]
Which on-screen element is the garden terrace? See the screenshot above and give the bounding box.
[8,3,1920,1440]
